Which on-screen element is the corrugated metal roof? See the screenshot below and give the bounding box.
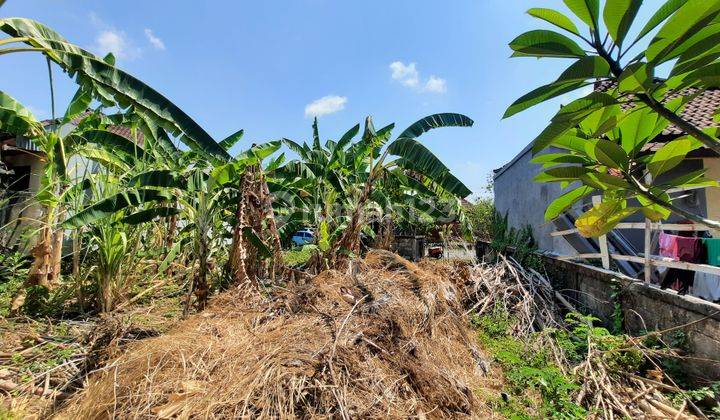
[14,135,41,152]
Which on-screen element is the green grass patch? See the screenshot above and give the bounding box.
[283,246,314,268]
[472,309,586,419]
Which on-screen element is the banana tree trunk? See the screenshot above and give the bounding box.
[259,172,284,281]
[245,168,264,281]
[10,222,52,313]
[194,234,210,310]
[72,228,84,312]
[165,204,177,250]
[100,273,114,313]
[227,172,252,288]
[327,182,373,268]
[50,227,63,286]
[376,217,394,250]
[28,223,53,287]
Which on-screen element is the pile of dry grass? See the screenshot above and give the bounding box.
[58,251,493,419]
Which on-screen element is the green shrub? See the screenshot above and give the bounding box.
[488,211,543,270]
[0,251,30,316]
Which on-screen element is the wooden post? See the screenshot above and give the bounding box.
[593,195,610,270]
[643,173,653,284]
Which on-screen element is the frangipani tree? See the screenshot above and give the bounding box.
[505,0,720,236]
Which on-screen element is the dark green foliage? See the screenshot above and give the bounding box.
[488,211,543,269]
[561,312,643,372]
[464,197,495,241]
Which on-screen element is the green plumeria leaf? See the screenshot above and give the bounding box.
[509,30,587,58]
[584,139,629,169]
[527,8,580,35]
[604,0,643,46]
[647,137,693,177]
[634,0,688,43]
[545,185,595,221]
[535,166,592,182]
[563,0,600,30]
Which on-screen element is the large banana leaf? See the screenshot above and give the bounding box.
[397,113,474,140]
[136,112,180,164]
[121,207,181,225]
[242,227,272,259]
[0,18,230,161]
[219,129,244,152]
[126,169,187,189]
[68,129,145,161]
[282,138,310,159]
[73,145,130,173]
[389,139,471,198]
[63,189,170,228]
[0,91,43,137]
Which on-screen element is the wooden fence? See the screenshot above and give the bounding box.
[552,196,720,283]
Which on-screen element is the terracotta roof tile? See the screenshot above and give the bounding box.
[596,81,720,137]
[663,88,720,135]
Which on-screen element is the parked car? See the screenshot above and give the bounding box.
[291,229,315,246]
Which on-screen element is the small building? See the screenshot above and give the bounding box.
[493,88,720,259]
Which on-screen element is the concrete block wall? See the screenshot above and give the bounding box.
[542,255,720,382]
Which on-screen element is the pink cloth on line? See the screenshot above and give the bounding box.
[659,232,701,262]
[659,232,674,257]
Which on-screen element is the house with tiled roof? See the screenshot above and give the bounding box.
[493,87,720,262]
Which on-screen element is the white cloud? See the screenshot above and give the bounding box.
[423,76,447,93]
[144,28,166,51]
[390,61,420,87]
[95,30,130,58]
[390,61,447,94]
[88,12,140,60]
[304,95,348,118]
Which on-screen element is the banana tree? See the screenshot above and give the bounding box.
[0,88,130,310]
[280,114,473,269]
[505,0,720,234]
[62,138,282,310]
[0,18,230,162]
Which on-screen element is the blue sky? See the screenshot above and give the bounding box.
[0,1,654,197]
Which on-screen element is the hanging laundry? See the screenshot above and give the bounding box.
[659,232,703,296]
[658,232,702,262]
[703,238,720,267]
[692,272,720,302]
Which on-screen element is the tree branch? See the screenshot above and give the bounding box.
[628,175,720,230]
